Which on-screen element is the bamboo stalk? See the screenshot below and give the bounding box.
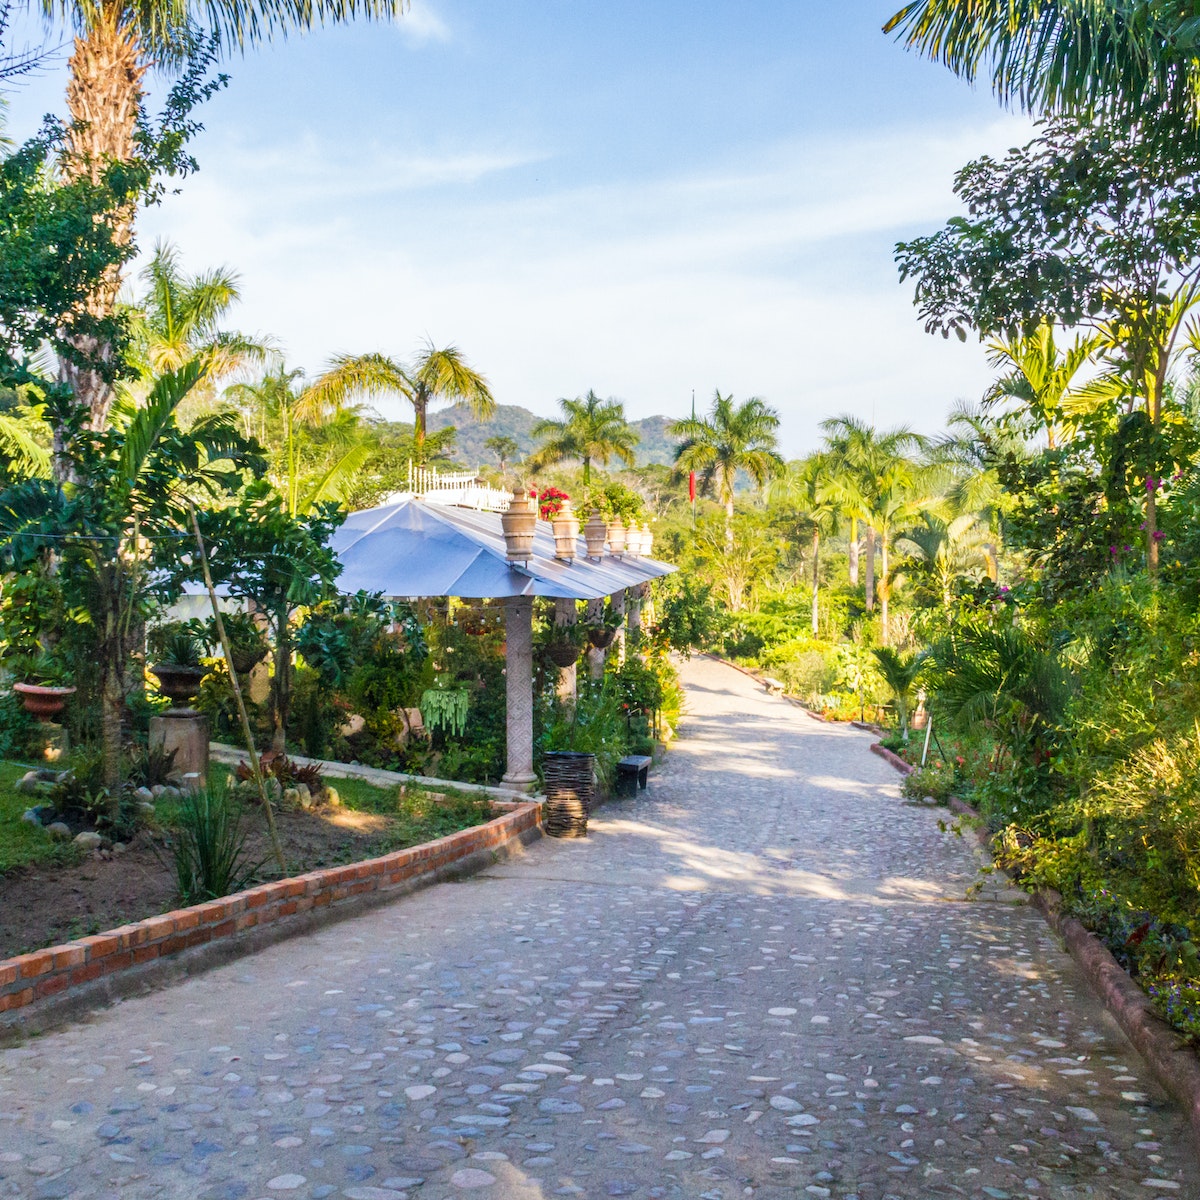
[187,503,286,874]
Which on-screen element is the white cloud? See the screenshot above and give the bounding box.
[139,113,1033,456]
[394,0,451,44]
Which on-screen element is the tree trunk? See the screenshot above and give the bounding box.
[271,612,291,753]
[880,534,890,647]
[583,458,591,485]
[811,529,820,637]
[1147,480,1159,576]
[60,20,147,433]
[724,497,734,554]
[414,395,427,458]
[984,541,999,584]
[848,517,859,585]
[864,525,876,611]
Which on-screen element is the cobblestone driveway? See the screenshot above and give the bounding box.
[1,656,1197,1199]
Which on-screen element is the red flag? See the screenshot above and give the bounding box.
[688,471,696,503]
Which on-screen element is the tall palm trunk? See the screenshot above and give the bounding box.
[848,516,859,585]
[880,532,890,647]
[811,528,820,637]
[60,19,147,434]
[864,525,876,610]
[413,391,428,458]
[724,496,734,554]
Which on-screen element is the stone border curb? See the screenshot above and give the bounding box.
[0,800,541,1039]
[1031,888,1200,1154]
[209,743,542,805]
[870,742,913,774]
[872,739,1200,1155]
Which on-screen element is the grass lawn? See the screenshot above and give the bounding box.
[0,759,82,875]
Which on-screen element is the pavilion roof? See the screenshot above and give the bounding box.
[331,497,675,601]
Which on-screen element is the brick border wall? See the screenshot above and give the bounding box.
[0,800,541,1035]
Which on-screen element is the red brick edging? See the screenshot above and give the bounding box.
[0,800,541,1035]
[872,741,1200,1155]
[870,742,913,775]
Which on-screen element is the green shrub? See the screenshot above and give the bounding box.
[901,761,956,804]
[170,782,263,904]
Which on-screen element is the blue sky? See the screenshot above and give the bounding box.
[4,1,1030,456]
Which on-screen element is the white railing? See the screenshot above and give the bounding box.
[384,463,513,512]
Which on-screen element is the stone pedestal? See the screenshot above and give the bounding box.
[502,596,537,790]
[150,710,210,786]
[38,723,68,763]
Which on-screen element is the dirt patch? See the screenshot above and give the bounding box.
[0,803,439,959]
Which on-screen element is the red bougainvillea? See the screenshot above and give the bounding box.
[538,486,570,521]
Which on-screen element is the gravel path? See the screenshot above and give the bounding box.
[1,655,1196,1199]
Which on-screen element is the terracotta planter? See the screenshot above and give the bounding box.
[607,520,627,554]
[150,663,206,706]
[13,682,76,721]
[551,503,580,562]
[583,512,607,558]
[588,626,617,650]
[501,488,538,561]
[547,640,582,668]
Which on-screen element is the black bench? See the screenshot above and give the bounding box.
[616,754,652,796]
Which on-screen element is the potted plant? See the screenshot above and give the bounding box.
[501,487,538,561]
[11,653,76,719]
[148,621,208,708]
[544,618,586,667]
[207,611,269,675]
[587,601,622,650]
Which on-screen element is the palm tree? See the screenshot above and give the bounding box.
[530,390,638,484]
[983,323,1099,450]
[819,416,926,614]
[485,434,520,475]
[53,0,404,428]
[898,510,987,616]
[771,454,839,636]
[883,1,1195,117]
[872,647,925,740]
[226,367,367,516]
[672,390,783,552]
[305,341,494,460]
[130,241,274,380]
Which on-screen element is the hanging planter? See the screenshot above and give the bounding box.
[501,487,538,562]
[583,512,608,558]
[551,501,580,562]
[588,626,617,650]
[13,682,76,721]
[547,640,582,667]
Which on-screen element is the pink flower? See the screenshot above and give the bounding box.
[1153,530,1165,541]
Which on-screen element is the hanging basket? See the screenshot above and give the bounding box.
[588,626,617,650]
[546,640,582,668]
[543,750,595,838]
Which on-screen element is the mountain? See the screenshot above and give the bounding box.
[429,403,681,469]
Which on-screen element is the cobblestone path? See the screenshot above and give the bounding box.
[2,655,1197,1199]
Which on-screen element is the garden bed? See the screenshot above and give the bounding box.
[0,765,495,960]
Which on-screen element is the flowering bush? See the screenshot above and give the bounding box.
[538,486,570,520]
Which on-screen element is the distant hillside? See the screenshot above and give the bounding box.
[430,403,681,469]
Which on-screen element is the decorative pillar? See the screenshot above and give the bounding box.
[612,589,627,665]
[586,597,604,680]
[627,586,643,651]
[502,596,537,789]
[554,597,577,703]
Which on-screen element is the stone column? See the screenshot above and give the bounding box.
[586,597,605,680]
[626,586,643,652]
[502,596,537,789]
[612,589,627,665]
[554,597,577,703]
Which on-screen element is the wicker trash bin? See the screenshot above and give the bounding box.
[542,750,595,838]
